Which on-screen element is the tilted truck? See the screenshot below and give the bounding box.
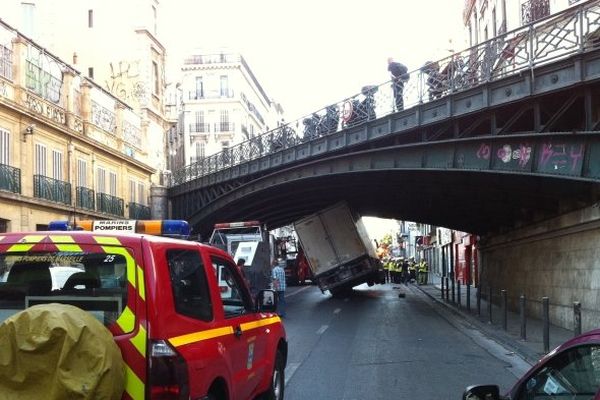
[293,202,384,296]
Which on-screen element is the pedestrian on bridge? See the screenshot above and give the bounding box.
[387,57,409,111]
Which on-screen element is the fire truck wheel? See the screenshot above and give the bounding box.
[0,303,125,400]
[261,350,285,400]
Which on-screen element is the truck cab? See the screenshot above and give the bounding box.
[0,219,287,400]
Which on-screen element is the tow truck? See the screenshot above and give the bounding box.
[0,219,287,400]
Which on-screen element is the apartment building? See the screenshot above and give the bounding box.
[1,0,170,184]
[0,21,154,232]
[171,52,284,171]
[463,0,586,45]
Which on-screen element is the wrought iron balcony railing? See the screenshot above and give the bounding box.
[189,123,210,133]
[128,202,151,219]
[34,175,71,205]
[76,186,95,210]
[170,0,600,186]
[96,192,124,216]
[187,90,235,101]
[0,163,20,194]
[214,122,235,133]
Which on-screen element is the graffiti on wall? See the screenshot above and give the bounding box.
[105,60,148,107]
[91,101,117,133]
[496,143,532,167]
[24,93,66,125]
[538,142,584,173]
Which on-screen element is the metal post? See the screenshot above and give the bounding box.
[574,301,582,337]
[445,277,450,301]
[477,285,481,316]
[501,290,507,331]
[543,297,550,353]
[488,286,493,324]
[451,277,456,304]
[457,280,461,308]
[466,282,471,312]
[440,277,445,300]
[520,295,526,341]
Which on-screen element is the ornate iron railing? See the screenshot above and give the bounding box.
[170,0,600,186]
[189,123,210,133]
[0,44,12,81]
[128,202,151,219]
[34,175,71,205]
[96,192,124,216]
[0,163,20,193]
[214,122,235,133]
[522,0,551,24]
[76,186,95,210]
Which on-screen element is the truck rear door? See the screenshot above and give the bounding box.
[294,214,338,275]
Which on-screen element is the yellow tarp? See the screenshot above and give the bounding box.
[0,303,125,400]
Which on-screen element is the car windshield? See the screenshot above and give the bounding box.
[0,251,128,328]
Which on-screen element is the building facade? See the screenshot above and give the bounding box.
[463,0,586,46]
[0,21,154,232]
[1,0,170,185]
[170,52,284,171]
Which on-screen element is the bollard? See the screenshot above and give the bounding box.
[574,301,581,337]
[451,277,456,304]
[441,278,445,300]
[477,286,481,317]
[488,286,493,324]
[543,297,550,353]
[457,281,462,308]
[520,295,526,341]
[501,290,507,331]
[466,282,471,312]
[445,277,450,301]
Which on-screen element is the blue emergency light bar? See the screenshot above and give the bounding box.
[48,220,191,239]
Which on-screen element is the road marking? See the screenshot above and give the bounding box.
[285,285,311,298]
[316,325,329,335]
[333,308,341,314]
[285,362,301,385]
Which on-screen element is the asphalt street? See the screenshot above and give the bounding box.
[281,283,531,400]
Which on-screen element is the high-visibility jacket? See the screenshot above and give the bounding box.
[418,261,428,272]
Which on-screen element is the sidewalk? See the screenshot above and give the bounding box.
[415,274,575,365]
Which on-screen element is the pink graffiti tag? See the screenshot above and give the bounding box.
[476,143,490,160]
[539,143,584,172]
[517,144,532,167]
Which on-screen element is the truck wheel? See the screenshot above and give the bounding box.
[262,350,285,400]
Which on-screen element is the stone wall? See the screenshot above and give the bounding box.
[481,204,600,331]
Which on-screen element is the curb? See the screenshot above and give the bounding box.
[415,284,540,365]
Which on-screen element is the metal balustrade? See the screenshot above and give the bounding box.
[0,164,20,194]
[128,202,151,219]
[76,186,95,210]
[170,0,600,186]
[33,175,71,205]
[96,192,124,216]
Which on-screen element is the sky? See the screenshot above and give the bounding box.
[161,0,467,120]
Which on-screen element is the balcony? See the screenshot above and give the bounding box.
[96,192,124,216]
[33,175,71,205]
[0,163,20,193]
[187,90,235,101]
[76,186,95,210]
[521,0,550,24]
[128,202,151,219]
[214,122,235,133]
[189,123,210,133]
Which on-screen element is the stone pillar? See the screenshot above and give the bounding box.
[80,80,93,131]
[150,184,168,219]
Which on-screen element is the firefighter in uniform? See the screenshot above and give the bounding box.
[418,259,429,285]
[408,257,417,283]
[382,256,391,283]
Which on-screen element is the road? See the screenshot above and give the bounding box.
[281,283,531,400]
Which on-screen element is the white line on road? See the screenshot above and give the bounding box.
[285,362,301,385]
[316,325,329,335]
[333,308,341,314]
[285,285,312,298]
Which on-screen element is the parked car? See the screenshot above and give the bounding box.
[463,329,600,399]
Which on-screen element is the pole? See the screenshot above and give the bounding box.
[451,276,456,304]
[520,295,526,340]
[466,281,471,312]
[457,280,461,308]
[488,286,493,324]
[477,285,481,316]
[543,297,550,353]
[445,276,450,301]
[501,289,507,331]
[574,301,581,337]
